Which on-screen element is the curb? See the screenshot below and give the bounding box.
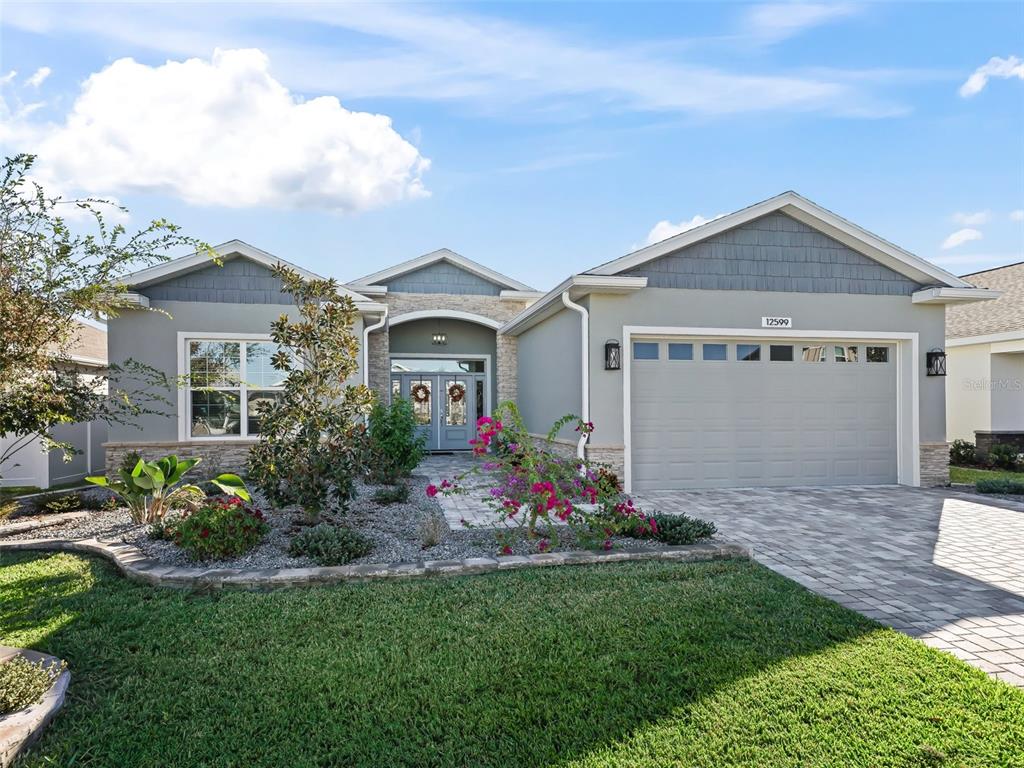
[0,512,93,539]
[0,648,69,768]
[0,537,749,590]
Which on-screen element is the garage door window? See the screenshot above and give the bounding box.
[867,346,889,363]
[737,343,761,361]
[769,344,794,362]
[834,345,858,363]
[802,345,827,362]
[703,343,727,361]
[633,342,659,360]
[668,343,693,360]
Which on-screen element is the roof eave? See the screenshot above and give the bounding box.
[911,287,1003,305]
[500,275,647,336]
[351,248,535,292]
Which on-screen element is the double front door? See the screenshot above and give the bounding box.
[393,373,486,451]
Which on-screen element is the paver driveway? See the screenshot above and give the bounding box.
[636,485,1024,687]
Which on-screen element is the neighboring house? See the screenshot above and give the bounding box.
[946,262,1024,455]
[105,192,996,491]
[0,317,109,489]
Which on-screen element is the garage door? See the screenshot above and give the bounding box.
[630,338,897,490]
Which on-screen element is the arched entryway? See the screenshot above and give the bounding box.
[387,311,499,451]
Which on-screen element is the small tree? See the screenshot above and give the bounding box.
[246,264,375,521]
[0,154,213,478]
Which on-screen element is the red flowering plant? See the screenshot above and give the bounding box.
[156,495,270,561]
[428,402,657,553]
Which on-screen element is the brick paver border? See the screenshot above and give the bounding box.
[0,537,748,590]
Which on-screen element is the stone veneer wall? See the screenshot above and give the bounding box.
[974,431,1024,458]
[920,442,950,487]
[105,441,256,476]
[526,435,626,479]
[367,292,529,405]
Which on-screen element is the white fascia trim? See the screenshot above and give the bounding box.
[68,355,107,368]
[588,191,972,289]
[176,331,274,442]
[354,301,388,314]
[351,248,535,292]
[911,287,1002,304]
[74,314,108,331]
[620,325,921,493]
[500,275,648,336]
[389,309,503,330]
[122,240,374,304]
[347,284,388,297]
[947,329,1024,347]
[121,292,150,308]
[500,290,547,301]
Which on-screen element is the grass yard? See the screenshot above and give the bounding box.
[2,553,1022,768]
[950,465,1024,485]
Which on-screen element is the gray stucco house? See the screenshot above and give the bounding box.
[106,192,997,492]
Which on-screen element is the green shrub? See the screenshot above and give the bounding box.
[0,498,18,521]
[949,439,976,466]
[164,496,269,561]
[367,398,425,484]
[29,491,81,515]
[289,524,373,565]
[623,512,717,546]
[372,484,410,505]
[0,655,66,715]
[986,444,1021,470]
[976,478,1024,495]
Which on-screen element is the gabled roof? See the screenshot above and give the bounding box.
[120,240,374,305]
[947,261,1024,340]
[586,191,974,289]
[349,248,535,292]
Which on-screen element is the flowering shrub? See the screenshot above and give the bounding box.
[162,496,269,561]
[430,403,658,552]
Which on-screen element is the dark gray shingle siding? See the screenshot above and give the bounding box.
[140,258,295,304]
[626,212,923,296]
[385,261,503,295]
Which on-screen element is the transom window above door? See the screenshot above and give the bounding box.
[185,339,287,439]
[390,358,485,373]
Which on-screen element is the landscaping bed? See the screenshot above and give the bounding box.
[2,551,1022,767]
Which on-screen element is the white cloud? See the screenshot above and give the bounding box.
[1011,209,1024,222]
[0,70,16,86]
[959,55,1024,97]
[25,66,51,88]
[941,228,983,250]
[4,49,429,213]
[646,213,726,245]
[952,210,991,226]
[743,3,860,44]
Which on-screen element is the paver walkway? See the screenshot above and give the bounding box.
[637,485,1024,687]
[418,453,1024,686]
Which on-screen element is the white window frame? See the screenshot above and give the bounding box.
[177,332,285,442]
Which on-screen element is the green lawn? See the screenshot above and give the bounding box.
[2,553,1022,767]
[950,465,1024,484]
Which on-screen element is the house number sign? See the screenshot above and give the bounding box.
[761,316,793,328]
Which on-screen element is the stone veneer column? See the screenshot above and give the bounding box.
[496,334,517,406]
[919,443,950,486]
[367,329,391,404]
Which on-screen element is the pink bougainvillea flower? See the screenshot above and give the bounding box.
[501,545,513,555]
[537,539,550,553]
[603,539,612,551]
[425,484,438,498]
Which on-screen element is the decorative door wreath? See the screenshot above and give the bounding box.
[411,383,431,403]
[447,383,466,403]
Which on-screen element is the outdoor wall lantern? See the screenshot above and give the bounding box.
[605,339,621,370]
[926,348,947,377]
[431,332,448,346]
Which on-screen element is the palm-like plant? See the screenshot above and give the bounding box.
[87,455,250,523]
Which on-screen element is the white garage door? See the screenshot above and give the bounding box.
[630,338,898,490]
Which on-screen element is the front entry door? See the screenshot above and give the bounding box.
[398,373,485,451]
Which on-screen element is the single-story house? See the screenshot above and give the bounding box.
[946,261,1023,456]
[105,192,997,492]
[0,317,109,489]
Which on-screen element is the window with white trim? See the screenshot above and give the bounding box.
[187,340,287,438]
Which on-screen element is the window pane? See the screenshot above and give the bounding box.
[390,358,484,373]
[867,346,889,363]
[246,390,282,435]
[476,379,484,422]
[737,344,761,361]
[189,342,240,387]
[246,343,288,388]
[668,343,693,360]
[411,379,432,425]
[769,345,794,362]
[190,390,241,436]
[835,345,859,363]
[633,342,659,360]
[703,343,727,361]
[445,380,467,426]
[802,345,826,362]
[391,378,401,402]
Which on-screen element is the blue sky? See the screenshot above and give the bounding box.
[1,1,1021,290]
